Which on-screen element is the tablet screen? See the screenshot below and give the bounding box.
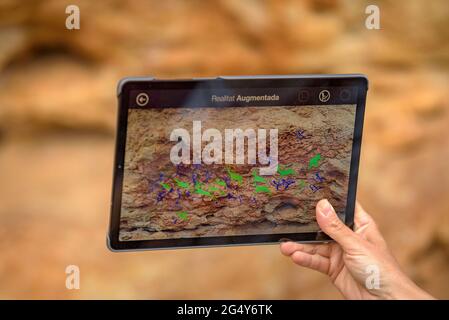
[118,85,358,242]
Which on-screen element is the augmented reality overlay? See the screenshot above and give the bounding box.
[119,105,356,241]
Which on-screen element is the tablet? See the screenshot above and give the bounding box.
[108,74,368,251]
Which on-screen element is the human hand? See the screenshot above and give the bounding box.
[280,199,434,300]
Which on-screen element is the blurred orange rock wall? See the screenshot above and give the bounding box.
[0,0,448,299]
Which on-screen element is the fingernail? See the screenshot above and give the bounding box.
[318,199,334,217]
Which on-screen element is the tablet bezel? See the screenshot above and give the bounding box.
[108,74,368,251]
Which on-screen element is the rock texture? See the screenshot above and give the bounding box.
[120,106,354,240]
[0,0,448,299]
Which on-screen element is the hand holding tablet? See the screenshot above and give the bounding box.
[281,199,435,300]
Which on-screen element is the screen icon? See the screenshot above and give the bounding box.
[339,89,351,102]
[318,90,330,103]
[298,89,310,103]
[136,93,149,106]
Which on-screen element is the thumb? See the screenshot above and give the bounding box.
[316,199,361,251]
